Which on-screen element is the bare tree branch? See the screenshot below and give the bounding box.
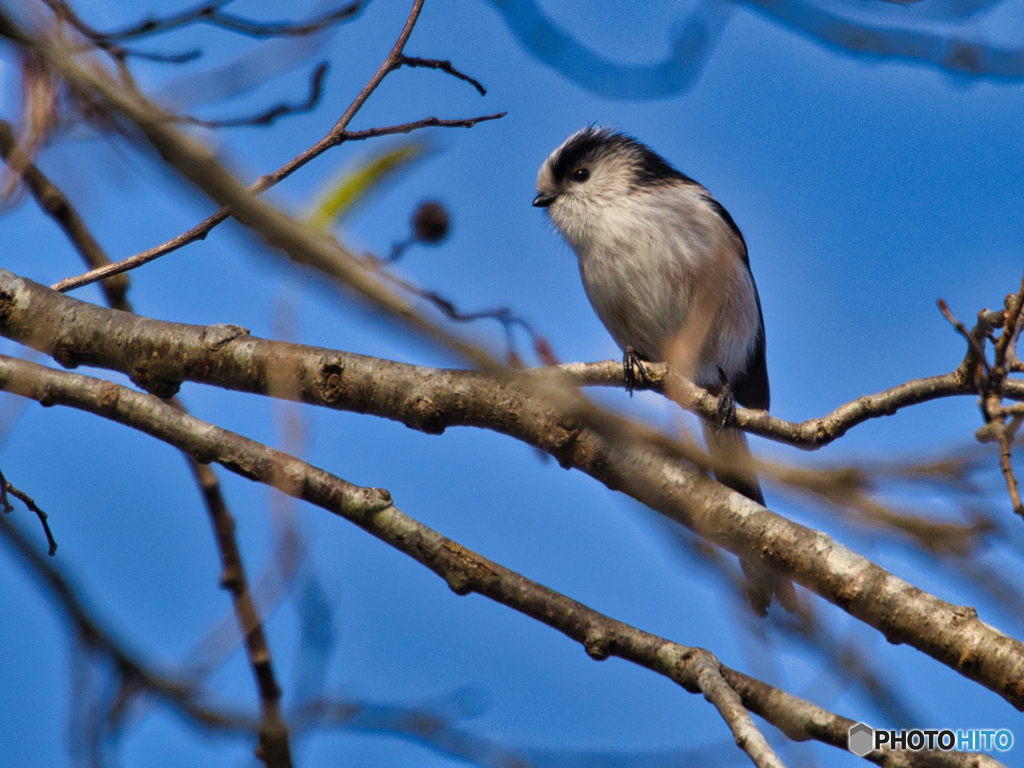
[190,458,293,768]
[2,272,1023,713]
[0,466,57,555]
[336,112,507,140]
[0,118,129,309]
[47,0,503,298]
[558,361,1024,447]
[184,62,330,129]
[0,109,295,762]
[46,0,364,44]
[399,55,488,95]
[1,351,997,767]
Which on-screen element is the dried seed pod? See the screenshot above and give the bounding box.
[412,200,450,244]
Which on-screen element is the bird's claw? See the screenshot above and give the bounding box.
[714,381,736,429]
[623,347,649,397]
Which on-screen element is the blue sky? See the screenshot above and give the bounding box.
[1,0,1023,766]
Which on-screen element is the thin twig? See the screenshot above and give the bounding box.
[190,458,293,768]
[52,209,232,293]
[400,55,487,95]
[184,62,329,129]
[330,0,425,133]
[338,112,506,140]
[71,0,364,43]
[937,298,990,378]
[49,110,505,295]
[2,90,293,761]
[0,466,58,555]
[379,264,551,363]
[0,119,129,308]
[50,0,503,296]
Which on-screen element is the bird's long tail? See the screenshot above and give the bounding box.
[702,423,799,616]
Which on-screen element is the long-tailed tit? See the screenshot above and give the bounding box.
[534,127,797,615]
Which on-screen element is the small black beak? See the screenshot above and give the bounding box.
[532,194,555,208]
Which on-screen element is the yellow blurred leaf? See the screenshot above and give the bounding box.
[304,140,427,231]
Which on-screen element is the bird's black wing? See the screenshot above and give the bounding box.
[702,194,769,411]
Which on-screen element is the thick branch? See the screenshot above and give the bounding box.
[1,271,1023,712]
[2,352,1000,767]
[0,353,781,762]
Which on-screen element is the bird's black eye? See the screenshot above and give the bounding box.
[571,167,591,183]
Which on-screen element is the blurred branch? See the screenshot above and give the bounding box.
[190,459,294,768]
[649,513,926,729]
[2,505,595,768]
[490,0,1024,103]
[184,61,329,129]
[485,0,733,99]
[42,0,202,62]
[2,278,1024,714]
[380,264,556,366]
[46,0,364,44]
[292,698,770,768]
[743,0,1024,78]
[181,501,302,680]
[0,118,129,309]
[0,124,290,731]
[0,97,294,763]
[0,511,238,731]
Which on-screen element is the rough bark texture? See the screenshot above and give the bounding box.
[2,269,1023,713]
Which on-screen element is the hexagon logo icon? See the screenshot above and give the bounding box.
[848,722,874,756]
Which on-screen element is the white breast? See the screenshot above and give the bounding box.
[553,183,761,388]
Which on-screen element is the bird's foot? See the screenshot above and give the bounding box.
[713,378,736,429]
[623,347,649,397]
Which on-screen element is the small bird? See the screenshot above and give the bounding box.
[534,127,797,615]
